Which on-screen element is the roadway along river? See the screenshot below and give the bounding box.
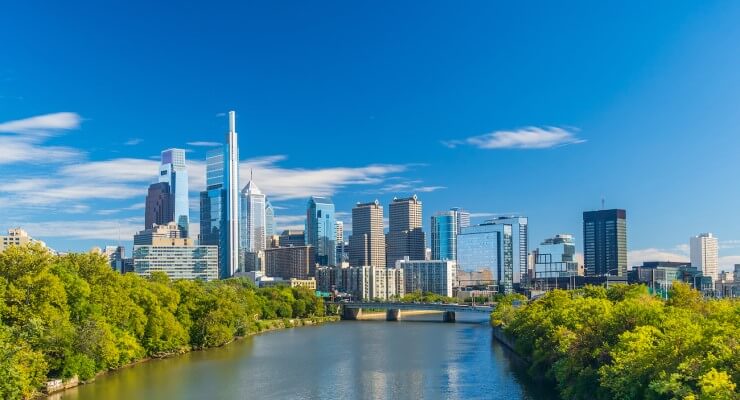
[52,313,557,400]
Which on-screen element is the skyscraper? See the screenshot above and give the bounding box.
[485,216,528,286]
[386,195,425,266]
[349,200,385,267]
[265,199,276,238]
[306,196,336,266]
[144,182,172,228]
[583,209,627,277]
[457,222,514,293]
[450,207,470,234]
[240,179,266,253]
[431,211,458,261]
[199,111,240,278]
[690,233,719,281]
[335,220,345,264]
[159,149,189,236]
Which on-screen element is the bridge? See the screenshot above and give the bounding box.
[333,302,494,322]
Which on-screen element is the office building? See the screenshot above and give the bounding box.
[0,228,49,253]
[199,111,240,278]
[158,149,189,236]
[533,234,578,290]
[583,209,627,277]
[240,179,267,253]
[243,250,264,273]
[386,195,426,267]
[335,221,345,265]
[306,196,336,266]
[486,216,528,286]
[431,211,458,261]
[450,207,470,234]
[395,258,456,297]
[457,222,514,293]
[263,245,316,280]
[104,245,127,273]
[133,223,218,281]
[265,199,276,238]
[456,269,494,287]
[349,200,386,267]
[144,182,172,229]
[279,230,306,247]
[690,233,719,282]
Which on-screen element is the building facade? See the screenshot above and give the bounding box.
[533,234,578,289]
[431,211,458,261]
[335,221,345,265]
[133,223,218,281]
[144,182,172,229]
[484,216,528,286]
[583,209,627,277]
[395,259,456,298]
[349,200,386,267]
[450,207,470,234]
[457,222,514,293]
[265,199,276,238]
[158,149,189,237]
[263,245,316,280]
[690,233,719,282]
[306,196,336,266]
[345,266,404,301]
[386,195,426,267]
[279,230,306,247]
[240,180,267,253]
[0,228,49,253]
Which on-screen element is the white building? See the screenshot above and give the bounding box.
[346,266,404,301]
[690,233,719,281]
[0,228,50,253]
[240,180,267,253]
[395,258,455,298]
[133,223,219,281]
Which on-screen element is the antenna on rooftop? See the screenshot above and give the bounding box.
[601,197,605,210]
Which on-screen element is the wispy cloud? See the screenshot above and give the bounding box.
[372,180,445,195]
[22,218,142,241]
[627,248,689,268]
[187,141,222,147]
[124,138,143,146]
[444,126,584,149]
[0,112,84,164]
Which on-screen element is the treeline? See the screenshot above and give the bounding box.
[400,291,457,304]
[0,245,326,399]
[492,284,739,399]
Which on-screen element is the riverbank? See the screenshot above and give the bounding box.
[45,316,339,398]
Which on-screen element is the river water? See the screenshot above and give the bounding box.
[53,313,557,400]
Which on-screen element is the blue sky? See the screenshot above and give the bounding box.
[2,1,740,270]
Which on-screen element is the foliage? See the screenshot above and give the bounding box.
[0,245,327,399]
[400,291,457,304]
[496,283,739,399]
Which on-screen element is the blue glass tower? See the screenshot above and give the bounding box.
[431,211,457,261]
[306,196,336,266]
[457,222,514,294]
[159,149,189,237]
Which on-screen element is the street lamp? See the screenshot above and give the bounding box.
[605,268,621,289]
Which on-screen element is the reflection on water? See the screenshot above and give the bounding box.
[53,314,558,400]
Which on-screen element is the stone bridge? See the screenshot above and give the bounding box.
[333,302,494,322]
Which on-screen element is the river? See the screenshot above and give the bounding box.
[52,313,557,400]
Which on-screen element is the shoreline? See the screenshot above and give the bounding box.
[44,315,339,399]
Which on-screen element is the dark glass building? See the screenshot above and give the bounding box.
[583,209,627,276]
[145,182,172,229]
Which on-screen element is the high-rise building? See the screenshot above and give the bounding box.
[450,207,470,234]
[263,245,316,280]
[395,258,456,298]
[133,222,218,281]
[534,234,578,281]
[279,230,306,247]
[265,199,276,238]
[305,196,336,266]
[144,182,172,229]
[159,149,189,237]
[0,228,49,253]
[431,211,458,261]
[199,111,240,278]
[386,195,426,267]
[690,233,719,281]
[485,216,528,286]
[457,222,514,293]
[335,221,345,265]
[349,200,386,267]
[583,209,627,276]
[240,180,266,253]
[345,266,404,301]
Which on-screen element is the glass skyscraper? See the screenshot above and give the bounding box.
[159,148,189,236]
[456,222,514,293]
[485,216,528,286]
[583,209,627,277]
[534,234,578,279]
[306,196,336,266]
[198,111,240,279]
[431,210,458,261]
[265,199,276,238]
[240,180,266,253]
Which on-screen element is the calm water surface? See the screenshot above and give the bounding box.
[53,314,556,400]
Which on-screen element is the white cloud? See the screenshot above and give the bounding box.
[22,218,143,241]
[124,138,143,146]
[444,126,584,149]
[0,112,81,134]
[628,248,689,268]
[187,141,222,147]
[60,158,159,182]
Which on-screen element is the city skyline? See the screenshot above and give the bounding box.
[3,2,740,271]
